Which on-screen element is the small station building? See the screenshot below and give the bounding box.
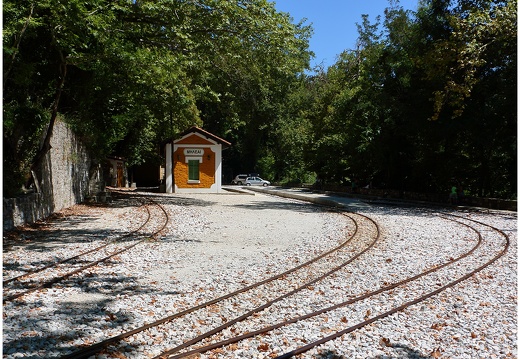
[164,126,231,193]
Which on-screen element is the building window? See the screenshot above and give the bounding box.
[188,159,200,181]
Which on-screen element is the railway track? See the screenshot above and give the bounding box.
[270,213,510,358]
[2,192,169,303]
[62,210,378,358]
[3,192,514,358]
[61,205,509,359]
[149,212,508,359]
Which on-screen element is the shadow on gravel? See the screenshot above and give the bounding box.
[315,344,433,358]
[121,190,219,208]
[3,268,185,357]
[3,192,197,357]
[2,227,129,278]
[2,196,138,251]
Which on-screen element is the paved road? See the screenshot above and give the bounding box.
[223,185,372,211]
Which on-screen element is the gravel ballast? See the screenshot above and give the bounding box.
[2,190,517,358]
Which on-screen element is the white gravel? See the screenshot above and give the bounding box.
[2,189,517,359]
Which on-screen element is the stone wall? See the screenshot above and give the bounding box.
[3,120,101,231]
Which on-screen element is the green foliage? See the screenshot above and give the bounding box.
[3,0,312,194]
[299,0,516,198]
[3,101,50,197]
[3,0,515,199]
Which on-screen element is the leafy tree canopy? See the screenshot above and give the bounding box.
[296,0,515,198]
[3,0,312,195]
[4,0,515,199]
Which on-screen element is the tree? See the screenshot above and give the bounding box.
[3,0,313,195]
[300,0,516,198]
[448,0,517,196]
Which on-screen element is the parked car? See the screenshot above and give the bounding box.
[245,177,270,186]
[232,174,248,185]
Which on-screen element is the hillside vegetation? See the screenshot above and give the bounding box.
[3,0,516,199]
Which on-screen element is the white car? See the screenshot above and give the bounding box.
[245,177,270,186]
[232,174,248,185]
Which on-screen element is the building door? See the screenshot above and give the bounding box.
[117,162,124,187]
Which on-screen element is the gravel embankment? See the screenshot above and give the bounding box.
[2,190,517,359]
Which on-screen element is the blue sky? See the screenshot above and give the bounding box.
[271,0,419,68]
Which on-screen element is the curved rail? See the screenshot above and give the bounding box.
[157,213,486,358]
[3,201,151,286]
[9,193,507,359]
[3,194,169,303]
[62,211,379,359]
[274,213,509,358]
[153,212,380,358]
